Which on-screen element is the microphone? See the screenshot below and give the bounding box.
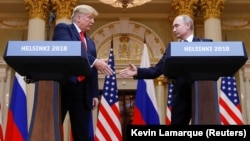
[23,76,36,84]
[49,12,56,24]
[47,12,56,40]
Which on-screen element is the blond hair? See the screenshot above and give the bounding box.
[71,5,99,21]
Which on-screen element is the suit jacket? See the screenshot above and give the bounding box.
[133,36,212,124]
[135,36,213,79]
[52,23,99,109]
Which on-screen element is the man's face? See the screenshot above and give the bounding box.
[172,16,190,40]
[77,14,95,32]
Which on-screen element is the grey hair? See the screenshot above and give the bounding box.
[71,5,99,21]
[181,15,194,31]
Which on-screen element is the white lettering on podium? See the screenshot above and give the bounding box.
[214,46,230,51]
[51,45,68,51]
[20,45,68,52]
[21,45,50,51]
[184,46,213,52]
[184,46,230,52]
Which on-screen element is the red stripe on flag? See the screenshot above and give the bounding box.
[166,83,174,125]
[166,107,172,125]
[95,118,111,141]
[5,73,28,141]
[5,111,23,141]
[220,114,229,125]
[70,128,73,141]
[0,103,3,141]
[219,98,243,124]
[219,76,244,125]
[98,104,121,140]
[132,107,145,125]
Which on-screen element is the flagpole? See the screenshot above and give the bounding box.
[95,36,123,141]
[132,36,160,125]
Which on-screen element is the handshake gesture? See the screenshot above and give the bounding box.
[118,62,138,78]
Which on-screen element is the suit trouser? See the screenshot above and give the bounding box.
[60,81,92,141]
[171,77,192,125]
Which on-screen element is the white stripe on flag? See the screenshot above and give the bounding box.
[140,43,159,114]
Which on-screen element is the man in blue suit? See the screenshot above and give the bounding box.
[52,5,113,141]
[119,15,212,125]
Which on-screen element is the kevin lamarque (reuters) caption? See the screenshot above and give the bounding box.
[126,125,250,140]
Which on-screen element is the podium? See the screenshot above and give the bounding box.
[3,41,90,141]
[163,41,248,124]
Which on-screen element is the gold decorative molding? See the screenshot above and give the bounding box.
[222,19,250,29]
[51,0,77,20]
[200,0,226,19]
[0,18,27,28]
[156,76,167,86]
[91,19,165,65]
[24,0,49,20]
[171,0,199,18]
[118,36,131,59]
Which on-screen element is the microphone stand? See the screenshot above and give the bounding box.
[47,12,56,41]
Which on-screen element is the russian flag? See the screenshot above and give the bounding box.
[0,103,3,141]
[132,41,160,125]
[5,73,28,141]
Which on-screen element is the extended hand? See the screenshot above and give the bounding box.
[119,62,137,78]
[94,58,114,76]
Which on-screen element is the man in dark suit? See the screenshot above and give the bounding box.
[52,5,113,141]
[119,14,212,125]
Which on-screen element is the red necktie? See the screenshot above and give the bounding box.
[80,31,87,50]
[78,32,86,82]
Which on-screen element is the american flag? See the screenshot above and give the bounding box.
[219,76,244,125]
[94,37,123,141]
[166,83,174,125]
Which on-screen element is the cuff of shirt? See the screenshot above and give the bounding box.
[133,75,137,79]
[91,59,97,68]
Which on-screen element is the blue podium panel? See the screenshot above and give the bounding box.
[3,41,90,80]
[163,41,248,80]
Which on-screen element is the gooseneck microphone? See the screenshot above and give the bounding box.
[46,12,56,41]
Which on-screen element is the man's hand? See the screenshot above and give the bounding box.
[92,97,99,110]
[119,62,137,78]
[94,58,114,76]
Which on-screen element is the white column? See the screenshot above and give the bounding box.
[27,18,46,40]
[26,18,46,129]
[244,80,250,124]
[240,61,250,124]
[204,18,222,41]
[155,77,167,124]
[0,59,11,135]
[239,69,247,124]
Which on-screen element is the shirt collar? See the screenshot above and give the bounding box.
[73,23,81,34]
[184,34,194,42]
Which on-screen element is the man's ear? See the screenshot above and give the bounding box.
[76,15,82,22]
[186,23,191,29]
